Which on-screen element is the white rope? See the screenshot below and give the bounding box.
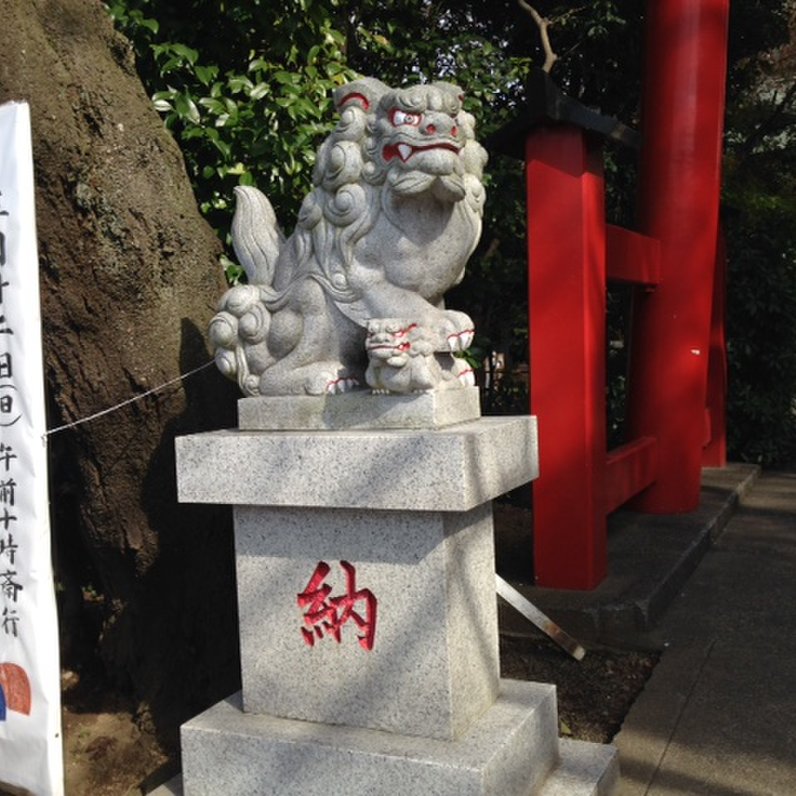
[45,360,215,437]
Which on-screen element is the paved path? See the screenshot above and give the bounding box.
[615,471,796,795]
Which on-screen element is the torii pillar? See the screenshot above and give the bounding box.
[627,0,731,512]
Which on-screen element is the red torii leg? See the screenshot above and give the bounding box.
[527,127,608,589]
[627,0,731,511]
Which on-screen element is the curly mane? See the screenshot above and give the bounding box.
[277,78,486,304]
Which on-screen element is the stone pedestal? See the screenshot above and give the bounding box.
[173,398,617,795]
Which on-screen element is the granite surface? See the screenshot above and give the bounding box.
[238,388,481,430]
[180,680,559,796]
[176,415,538,512]
[539,739,619,796]
[235,502,498,740]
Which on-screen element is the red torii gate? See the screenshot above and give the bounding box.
[490,1,730,589]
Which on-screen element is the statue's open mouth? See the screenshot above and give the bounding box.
[383,142,460,163]
[366,343,411,354]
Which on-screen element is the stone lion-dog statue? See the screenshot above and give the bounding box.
[209,77,487,396]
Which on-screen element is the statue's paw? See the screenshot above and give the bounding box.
[305,366,361,395]
[447,328,474,352]
[434,354,475,391]
[456,365,476,387]
[214,348,237,380]
[438,310,475,352]
[214,347,261,397]
[326,376,360,394]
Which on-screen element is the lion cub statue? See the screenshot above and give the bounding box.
[209,77,487,396]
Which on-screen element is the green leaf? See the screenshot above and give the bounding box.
[199,97,225,114]
[169,42,199,64]
[194,64,219,86]
[175,95,201,124]
[273,70,298,85]
[228,75,255,93]
[138,17,159,35]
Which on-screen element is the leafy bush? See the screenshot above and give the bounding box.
[724,184,796,465]
[722,7,796,466]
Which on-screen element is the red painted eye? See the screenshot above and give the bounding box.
[391,109,422,127]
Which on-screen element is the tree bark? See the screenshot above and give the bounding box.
[0,0,240,744]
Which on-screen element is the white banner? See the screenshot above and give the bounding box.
[0,102,64,796]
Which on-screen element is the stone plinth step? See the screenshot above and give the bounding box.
[538,738,619,796]
[150,711,619,796]
[238,388,481,431]
[179,680,559,796]
[148,776,182,795]
[176,416,538,513]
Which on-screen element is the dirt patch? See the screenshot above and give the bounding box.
[501,634,659,743]
[60,669,172,796]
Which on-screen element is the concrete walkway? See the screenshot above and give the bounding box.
[614,471,796,795]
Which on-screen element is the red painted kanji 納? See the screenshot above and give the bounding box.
[297,560,377,651]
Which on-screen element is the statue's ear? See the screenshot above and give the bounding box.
[334,78,389,113]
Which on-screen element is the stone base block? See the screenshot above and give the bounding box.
[538,738,619,796]
[238,388,481,431]
[181,679,559,796]
[234,502,499,740]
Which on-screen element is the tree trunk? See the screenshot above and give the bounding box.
[0,0,240,745]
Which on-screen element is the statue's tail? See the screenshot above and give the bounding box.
[208,187,284,395]
[232,186,285,285]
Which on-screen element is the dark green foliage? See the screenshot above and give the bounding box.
[722,3,796,464]
[725,212,796,464]
[723,150,796,465]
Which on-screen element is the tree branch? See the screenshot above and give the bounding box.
[517,0,558,73]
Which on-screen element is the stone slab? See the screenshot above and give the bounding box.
[238,388,481,430]
[180,680,559,796]
[539,739,619,796]
[235,503,498,740]
[176,415,538,512]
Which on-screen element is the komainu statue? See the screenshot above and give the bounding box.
[209,77,487,396]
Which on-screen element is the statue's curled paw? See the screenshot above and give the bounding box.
[438,310,475,352]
